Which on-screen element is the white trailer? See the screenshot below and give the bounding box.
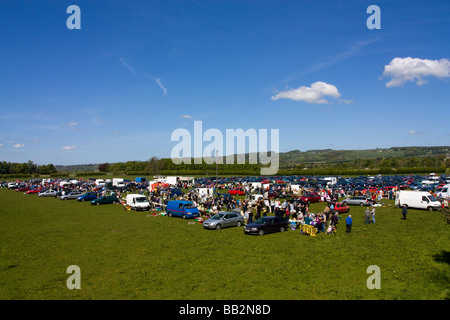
[165,176,179,186]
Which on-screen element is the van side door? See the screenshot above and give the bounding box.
[420,195,429,209]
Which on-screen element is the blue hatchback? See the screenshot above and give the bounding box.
[77,192,98,202]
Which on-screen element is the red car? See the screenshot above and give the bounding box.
[300,192,320,203]
[333,202,350,214]
[17,186,31,192]
[228,189,245,196]
[27,188,43,194]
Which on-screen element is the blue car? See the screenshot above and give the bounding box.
[77,192,98,202]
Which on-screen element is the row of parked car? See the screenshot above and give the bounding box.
[196,173,450,194]
[8,185,121,206]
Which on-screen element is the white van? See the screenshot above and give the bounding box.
[395,190,441,211]
[436,184,450,199]
[248,194,264,206]
[126,194,150,211]
[113,178,125,188]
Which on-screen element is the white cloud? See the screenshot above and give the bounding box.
[0,144,3,147]
[144,75,167,95]
[382,57,450,87]
[408,130,425,135]
[271,81,342,104]
[181,114,193,119]
[119,57,135,75]
[67,121,79,130]
[13,144,24,148]
[62,145,76,150]
[154,78,167,95]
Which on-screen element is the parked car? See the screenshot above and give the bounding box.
[77,192,98,202]
[90,195,119,205]
[8,182,18,189]
[26,188,43,194]
[59,191,84,200]
[300,192,320,203]
[38,189,58,197]
[203,211,244,230]
[228,189,245,196]
[244,216,289,236]
[333,202,350,213]
[342,196,371,206]
[17,186,31,192]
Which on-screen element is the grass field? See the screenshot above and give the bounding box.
[0,188,449,300]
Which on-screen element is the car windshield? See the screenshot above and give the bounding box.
[135,197,147,203]
[428,195,437,202]
[184,203,197,209]
[211,213,225,220]
[254,218,267,224]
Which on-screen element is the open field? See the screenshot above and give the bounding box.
[0,188,449,300]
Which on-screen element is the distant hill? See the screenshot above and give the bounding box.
[54,146,450,172]
[55,164,100,173]
[279,146,450,166]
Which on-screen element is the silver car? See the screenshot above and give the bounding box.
[38,190,57,197]
[203,211,244,230]
[342,196,371,206]
[59,191,83,200]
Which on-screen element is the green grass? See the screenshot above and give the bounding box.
[0,188,449,300]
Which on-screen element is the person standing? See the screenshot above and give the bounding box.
[346,215,352,233]
[248,208,254,224]
[365,207,371,224]
[402,204,408,220]
[331,212,339,229]
[371,207,376,223]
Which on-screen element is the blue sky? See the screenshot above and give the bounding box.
[0,0,449,165]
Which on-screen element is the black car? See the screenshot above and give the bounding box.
[244,216,289,236]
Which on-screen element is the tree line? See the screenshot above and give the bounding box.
[1,153,448,178]
[0,161,57,175]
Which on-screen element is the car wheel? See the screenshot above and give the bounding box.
[96,202,100,206]
[236,221,242,227]
[280,227,286,232]
[182,214,186,219]
[82,199,85,202]
[258,229,264,236]
[427,206,433,212]
[343,201,348,206]
[168,212,172,217]
[360,202,364,206]
[215,224,222,230]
